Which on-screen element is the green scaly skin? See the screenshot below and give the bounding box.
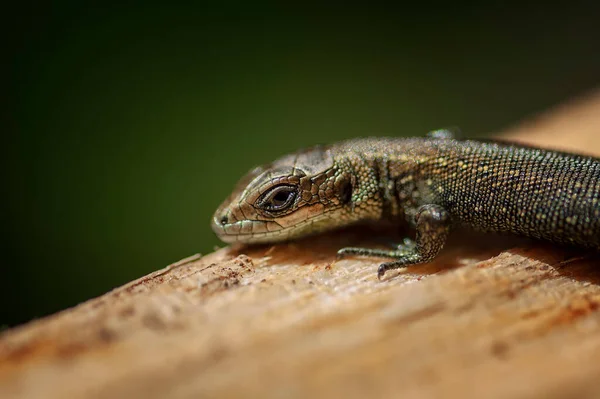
[212,129,600,279]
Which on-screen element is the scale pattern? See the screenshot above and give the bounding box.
[212,135,600,277]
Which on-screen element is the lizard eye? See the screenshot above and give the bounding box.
[258,185,298,212]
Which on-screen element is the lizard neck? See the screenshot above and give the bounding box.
[333,137,432,224]
[373,156,403,221]
[333,143,405,223]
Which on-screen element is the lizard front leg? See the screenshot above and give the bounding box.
[338,204,451,279]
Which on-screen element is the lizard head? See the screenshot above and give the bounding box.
[211,145,358,244]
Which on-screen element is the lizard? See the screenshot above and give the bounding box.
[211,129,600,279]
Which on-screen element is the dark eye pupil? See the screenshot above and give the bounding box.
[272,191,291,205]
[258,185,297,212]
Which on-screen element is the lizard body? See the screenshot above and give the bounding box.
[212,130,600,278]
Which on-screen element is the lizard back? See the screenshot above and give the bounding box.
[334,137,600,249]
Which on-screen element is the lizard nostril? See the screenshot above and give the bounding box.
[220,215,228,225]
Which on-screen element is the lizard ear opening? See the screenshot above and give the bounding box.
[337,176,353,204]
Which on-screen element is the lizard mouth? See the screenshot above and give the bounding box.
[211,216,291,244]
[211,215,258,243]
[211,211,342,245]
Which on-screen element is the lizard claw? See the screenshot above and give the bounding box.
[336,249,348,260]
[377,264,387,280]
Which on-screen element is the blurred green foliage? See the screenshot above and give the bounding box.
[4,3,600,326]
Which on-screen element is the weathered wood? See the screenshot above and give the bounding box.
[2,90,600,399]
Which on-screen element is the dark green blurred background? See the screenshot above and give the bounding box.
[4,4,600,327]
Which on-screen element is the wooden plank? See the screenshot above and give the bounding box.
[2,90,600,399]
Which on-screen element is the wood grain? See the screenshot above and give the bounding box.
[2,90,600,399]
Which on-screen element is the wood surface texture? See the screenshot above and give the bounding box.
[2,90,600,399]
